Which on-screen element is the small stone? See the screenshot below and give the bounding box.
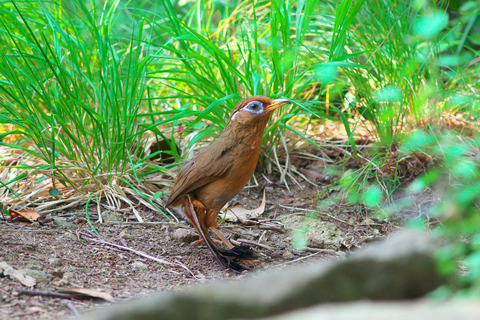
[283,250,294,260]
[51,268,64,278]
[54,218,78,230]
[62,232,79,241]
[53,279,68,287]
[48,258,63,267]
[133,261,148,270]
[75,217,87,224]
[101,211,124,222]
[119,230,132,239]
[172,228,198,243]
[22,269,48,282]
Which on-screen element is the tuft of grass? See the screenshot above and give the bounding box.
[143,0,364,183]
[0,0,170,217]
[340,0,479,145]
[0,0,345,211]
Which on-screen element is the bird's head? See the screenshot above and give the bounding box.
[227,96,290,127]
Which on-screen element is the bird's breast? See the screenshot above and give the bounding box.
[194,145,261,212]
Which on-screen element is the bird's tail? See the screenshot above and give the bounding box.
[184,196,251,273]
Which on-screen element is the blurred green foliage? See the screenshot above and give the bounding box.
[335,128,480,297]
[404,131,480,296]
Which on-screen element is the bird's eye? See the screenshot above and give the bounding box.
[246,101,262,113]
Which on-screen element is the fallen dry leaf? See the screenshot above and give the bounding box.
[225,190,266,223]
[0,261,36,287]
[9,209,41,222]
[58,288,115,303]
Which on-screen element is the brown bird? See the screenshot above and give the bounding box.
[166,96,290,272]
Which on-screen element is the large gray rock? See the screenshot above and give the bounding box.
[259,301,480,320]
[83,230,445,320]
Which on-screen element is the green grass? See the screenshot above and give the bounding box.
[0,0,479,221]
[0,0,168,215]
[0,0,341,210]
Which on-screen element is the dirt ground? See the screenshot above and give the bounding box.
[0,175,402,320]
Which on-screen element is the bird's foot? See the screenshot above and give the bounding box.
[191,238,222,246]
[218,256,261,273]
[239,259,262,268]
[218,245,257,260]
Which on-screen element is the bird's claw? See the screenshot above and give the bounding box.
[218,245,257,260]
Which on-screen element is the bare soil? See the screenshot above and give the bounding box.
[0,178,398,320]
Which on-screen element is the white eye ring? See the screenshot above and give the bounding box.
[231,101,264,121]
[244,101,263,114]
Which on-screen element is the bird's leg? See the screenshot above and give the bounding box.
[188,199,221,246]
[210,227,234,249]
[203,209,235,249]
[183,196,216,249]
[205,209,257,261]
[183,195,248,273]
[182,196,203,239]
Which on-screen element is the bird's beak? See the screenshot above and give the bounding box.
[266,99,291,112]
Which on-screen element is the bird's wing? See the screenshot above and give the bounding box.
[166,141,234,207]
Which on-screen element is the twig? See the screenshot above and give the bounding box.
[278,205,353,226]
[318,213,353,226]
[220,219,285,232]
[270,251,324,268]
[17,289,77,300]
[2,241,37,247]
[235,238,273,250]
[80,233,196,278]
[302,247,338,254]
[258,225,286,233]
[277,204,316,212]
[101,221,177,226]
[0,229,55,233]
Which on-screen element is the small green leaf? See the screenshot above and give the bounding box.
[49,188,59,197]
[408,179,427,193]
[363,185,383,208]
[471,233,480,251]
[449,94,472,107]
[452,160,477,179]
[465,251,480,277]
[409,170,441,193]
[153,190,168,200]
[35,176,48,184]
[315,63,338,84]
[437,55,460,67]
[292,224,309,250]
[400,130,434,153]
[414,11,449,39]
[406,219,427,230]
[373,86,402,103]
